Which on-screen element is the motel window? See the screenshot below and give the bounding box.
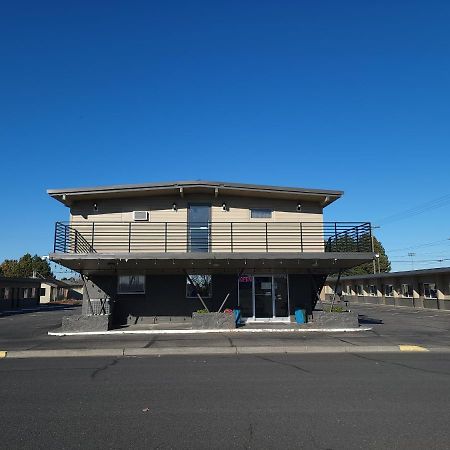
[369,285,377,296]
[0,288,4,300]
[384,285,394,297]
[423,283,437,299]
[401,284,413,298]
[357,285,364,296]
[250,208,272,219]
[22,288,28,299]
[118,275,146,294]
[31,288,36,298]
[186,274,212,298]
[5,288,10,300]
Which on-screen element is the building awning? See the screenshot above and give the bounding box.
[50,252,374,276]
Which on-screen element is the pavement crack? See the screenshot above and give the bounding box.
[90,358,119,379]
[350,353,450,377]
[256,355,311,373]
[144,336,158,348]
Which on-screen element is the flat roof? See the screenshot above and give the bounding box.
[328,266,450,281]
[47,180,343,207]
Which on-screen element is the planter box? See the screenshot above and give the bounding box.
[192,312,236,329]
[423,299,439,309]
[61,314,111,332]
[311,311,359,328]
[395,298,414,308]
[439,300,450,311]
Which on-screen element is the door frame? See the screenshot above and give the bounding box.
[187,203,211,252]
[238,274,290,323]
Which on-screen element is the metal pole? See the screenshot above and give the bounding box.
[330,269,342,312]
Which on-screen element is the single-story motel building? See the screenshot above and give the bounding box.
[323,267,450,310]
[0,277,41,312]
[47,180,375,330]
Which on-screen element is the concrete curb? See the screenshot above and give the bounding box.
[48,327,372,336]
[2,345,449,359]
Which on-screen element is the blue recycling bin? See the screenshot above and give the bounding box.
[294,308,306,324]
[233,309,241,325]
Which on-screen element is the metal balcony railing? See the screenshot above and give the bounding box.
[53,221,372,254]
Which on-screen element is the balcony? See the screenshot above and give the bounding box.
[53,221,372,254]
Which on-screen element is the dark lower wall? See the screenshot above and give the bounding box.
[87,274,239,326]
[288,274,324,316]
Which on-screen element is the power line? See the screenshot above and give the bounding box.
[376,193,450,225]
[387,238,450,253]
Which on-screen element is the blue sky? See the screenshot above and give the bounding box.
[1,0,450,272]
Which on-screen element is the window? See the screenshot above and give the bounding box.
[423,283,437,299]
[369,285,377,296]
[118,275,146,294]
[40,288,46,296]
[22,288,27,299]
[357,285,364,296]
[250,208,272,219]
[5,288,10,300]
[31,288,36,298]
[186,274,212,298]
[401,284,413,298]
[0,288,4,300]
[384,285,394,297]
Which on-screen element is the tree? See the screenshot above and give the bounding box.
[342,236,391,276]
[0,253,53,278]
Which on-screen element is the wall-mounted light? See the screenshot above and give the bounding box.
[296,203,302,212]
[222,202,228,211]
[172,203,178,211]
[93,202,98,212]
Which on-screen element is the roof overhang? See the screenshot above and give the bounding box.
[50,252,374,276]
[47,180,343,208]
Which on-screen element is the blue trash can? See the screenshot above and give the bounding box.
[233,309,241,325]
[294,308,306,324]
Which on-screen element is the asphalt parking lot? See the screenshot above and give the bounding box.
[1,303,449,352]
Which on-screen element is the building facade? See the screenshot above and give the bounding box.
[48,180,374,328]
[323,267,450,310]
[0,277,41,312]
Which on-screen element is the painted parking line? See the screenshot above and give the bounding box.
[0,351,7,358]
[399,345,429,352]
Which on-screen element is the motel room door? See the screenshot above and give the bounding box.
[188,204,211,252]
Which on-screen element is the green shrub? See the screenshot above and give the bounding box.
[196,309,209,314]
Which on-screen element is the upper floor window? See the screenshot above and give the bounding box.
[118,275,146,294]
[250,208,272,219]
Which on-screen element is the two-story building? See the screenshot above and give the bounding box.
[48,180,374,330]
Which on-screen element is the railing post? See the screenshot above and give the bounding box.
[230,222,233,252]
[64,224,68,253]
[300,222,303,252]
[128,223,132,252]
[91,222,95,249]
[356,226,360,252]
[265,222,268,252]
[165,222,168,252]
[74,230,78,253]
[53,223,58,253]
[334,223,338,252]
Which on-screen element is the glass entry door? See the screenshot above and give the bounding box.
[254,277,274,318]
[188,205,211,252]
[239,275,289,320]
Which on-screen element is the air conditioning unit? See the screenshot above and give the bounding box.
[133,211,149,221]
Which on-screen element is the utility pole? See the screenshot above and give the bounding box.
[408,252,416,270]
[371,226,381,274]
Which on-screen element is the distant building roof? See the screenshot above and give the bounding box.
[48,180,343,207]
[328,266,450,281]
